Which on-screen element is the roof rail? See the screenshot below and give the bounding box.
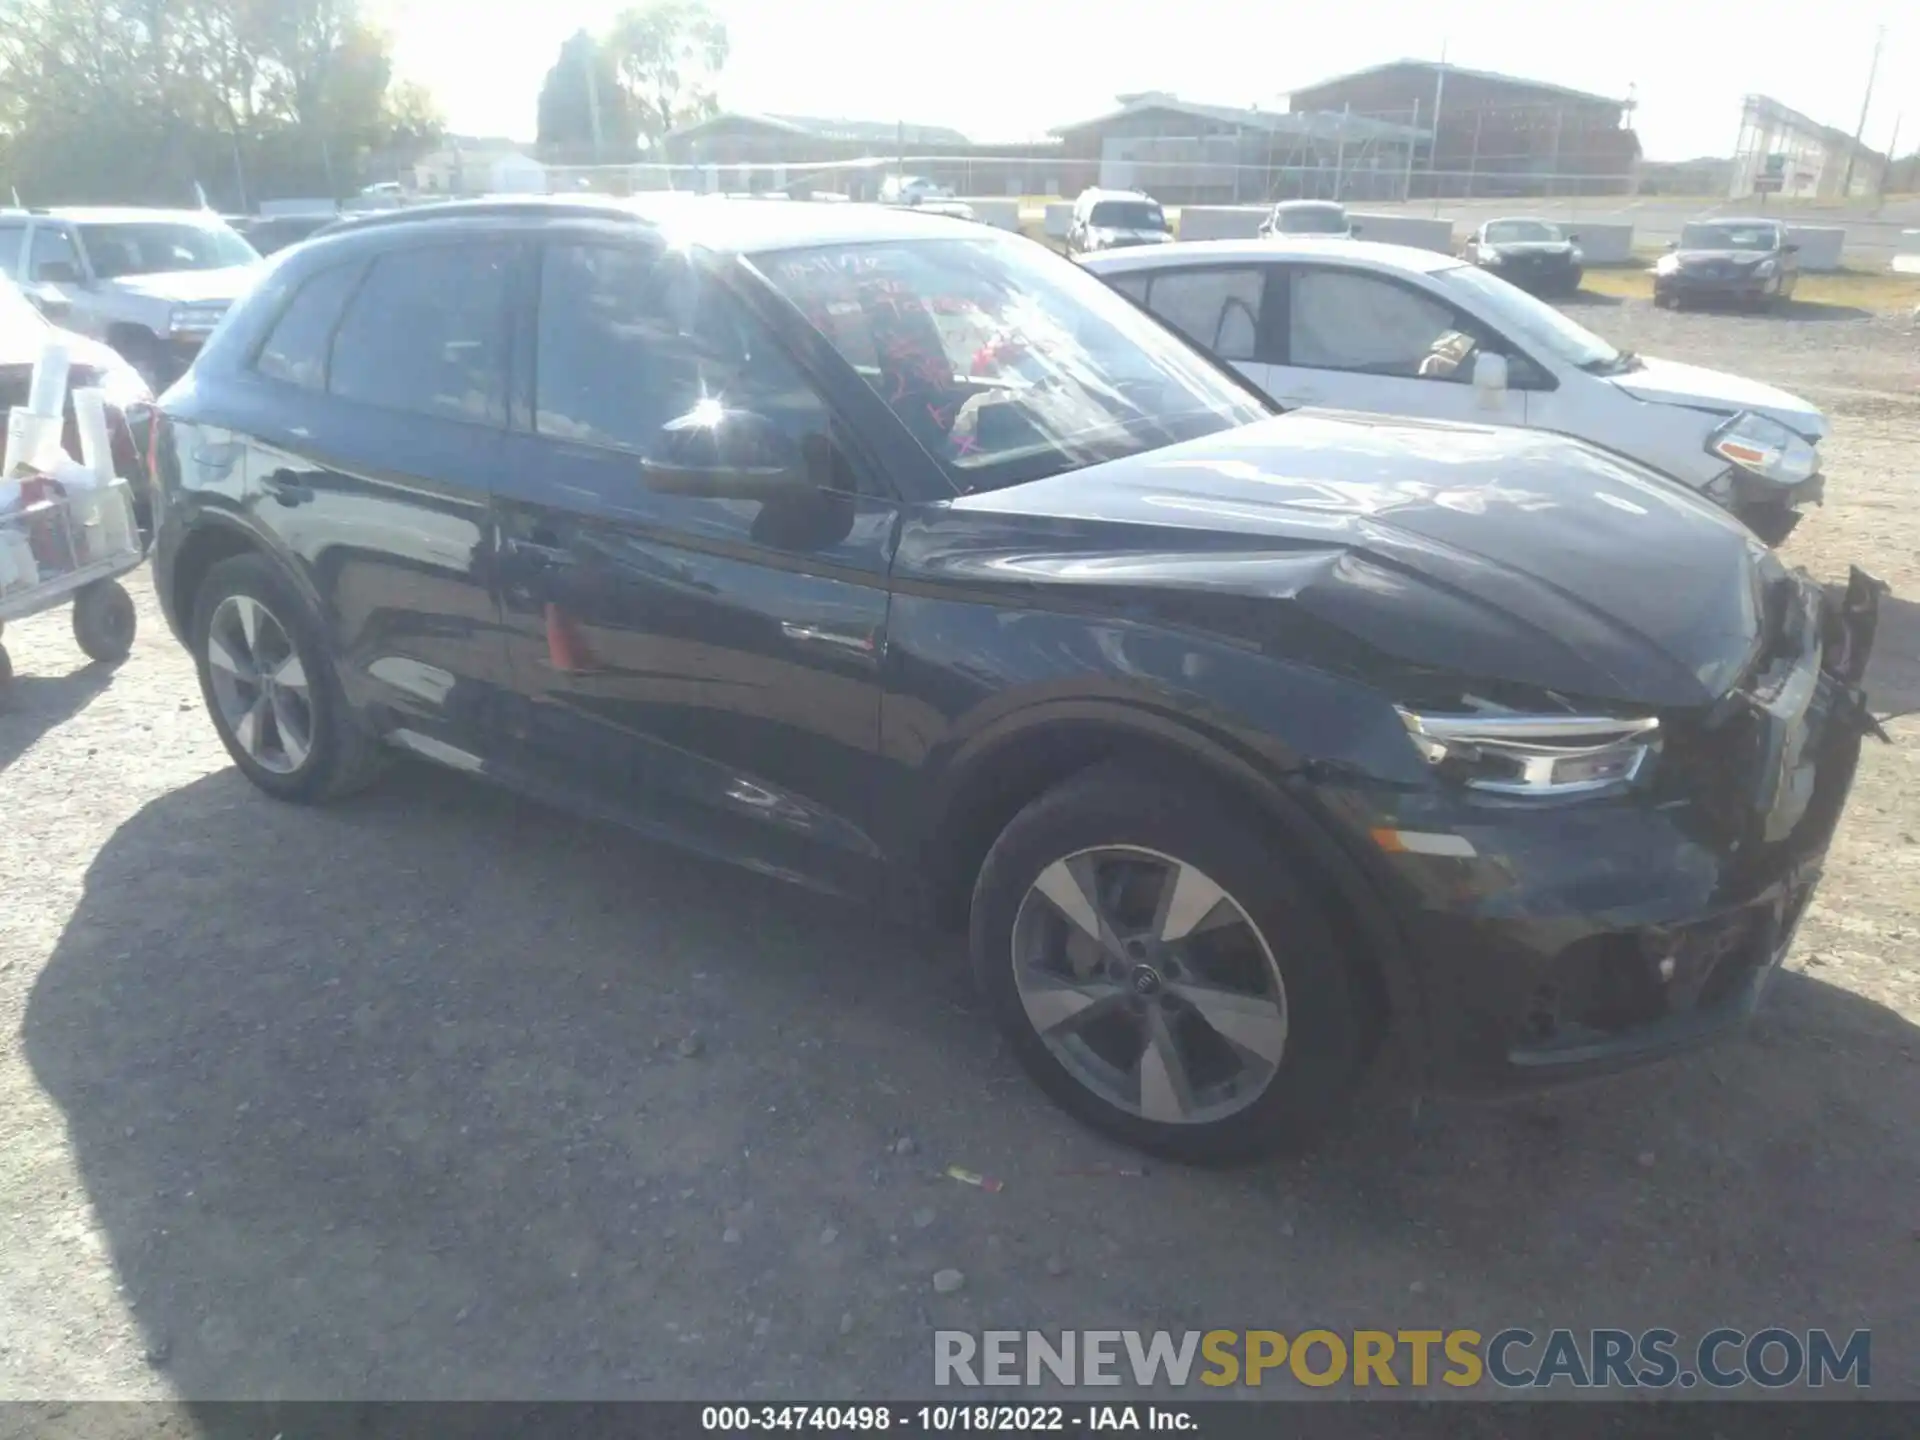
[312,197,644,240]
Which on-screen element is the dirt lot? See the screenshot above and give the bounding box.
[1,298,1917,1404]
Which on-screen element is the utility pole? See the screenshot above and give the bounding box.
[1429,39,1448,209]
[584,43,606,165]
[1840,23,1885,197]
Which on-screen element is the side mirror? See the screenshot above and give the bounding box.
[35,261,80,284]
[1664,239,1678,250]
[640,406,807,500]
[1348,222,1362,236]
[1567,232,1581,242]
[1783,242,1799,254]
[1472,351,1509,407]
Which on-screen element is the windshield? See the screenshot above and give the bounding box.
[77,221,258,278]
[1484,219,1563,244]
[759,236,1269,492]
[0,277,49,334]
[1275,206,1347,234]
[1436,263,1623,371]
[1088,201,1167,232]
[1680,222,1780,251]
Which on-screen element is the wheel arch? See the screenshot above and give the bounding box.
[166,515,325,647]
[918,702,1429,1068]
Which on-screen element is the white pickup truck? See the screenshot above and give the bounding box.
[0,207,262,386]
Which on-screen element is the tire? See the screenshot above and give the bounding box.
[72,579,136,662]
[190,552,385,802]
[969,764,1366,1163]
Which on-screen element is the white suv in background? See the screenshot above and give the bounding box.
[1082,238,1828,544]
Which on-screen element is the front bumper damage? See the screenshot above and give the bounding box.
[1353,566,1889,1090]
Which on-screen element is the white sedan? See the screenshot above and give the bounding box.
[1081,239,1828,543]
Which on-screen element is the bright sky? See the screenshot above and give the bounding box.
[384,0,1914,162]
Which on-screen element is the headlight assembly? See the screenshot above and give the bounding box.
[1653,254,1680,276]
[1754,257,1778,278]
[1708,410,1819,486]
[1396,708,1660,796]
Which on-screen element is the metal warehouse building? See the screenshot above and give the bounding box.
[1286,60,1641,197]
[1048,92,1430,205]
[1729,95,1887,202]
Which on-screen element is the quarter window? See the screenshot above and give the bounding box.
[1145,269,1266,362]
[27,226,80,281]
[327,243,512,426]
[255,263,363,390]
[1288,270,1468,380]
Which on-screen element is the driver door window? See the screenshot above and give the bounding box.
[27,227,81,283]
[1288,270,1464,379]
[1272,265,1519,425]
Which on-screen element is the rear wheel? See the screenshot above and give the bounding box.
[969,767,1366,1162]
[191,553,385,802]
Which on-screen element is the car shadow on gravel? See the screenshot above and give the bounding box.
[23,763,1920,1400]
[0,662,116,776]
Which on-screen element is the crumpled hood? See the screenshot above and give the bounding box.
[105,266,257,305]
[934,410,1773,708]
[1609,355,1827,440]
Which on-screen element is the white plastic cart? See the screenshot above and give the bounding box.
[0,476,143,699]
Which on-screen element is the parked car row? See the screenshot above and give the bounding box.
[128,197,1882,1161]
[0,206,261,387]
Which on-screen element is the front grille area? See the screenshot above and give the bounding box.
[1520,889,1799,1046]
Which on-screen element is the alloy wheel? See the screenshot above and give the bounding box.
[205,594,315,775]
[1010,846,1289,1125]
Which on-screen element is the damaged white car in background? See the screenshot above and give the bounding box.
[1085,239,1830,545]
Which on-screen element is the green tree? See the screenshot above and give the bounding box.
[603,0,728,152]
[536,29,636,159]
[0,0,443,207]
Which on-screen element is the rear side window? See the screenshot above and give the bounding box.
[255,263,362,390]
[1146,268,1267,361]
[327,243,513,426]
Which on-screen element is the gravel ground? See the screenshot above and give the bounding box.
[1,299,1917,1404]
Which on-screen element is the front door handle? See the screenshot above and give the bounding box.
[506,536,577,568]
[780,621,879,662]
[259,468,314,506]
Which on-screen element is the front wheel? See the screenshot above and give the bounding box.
[191,552,385,802]
[969,766,1367,1162]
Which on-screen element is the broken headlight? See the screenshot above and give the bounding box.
[1708,411,1818,487]
[1396,708,1661,797]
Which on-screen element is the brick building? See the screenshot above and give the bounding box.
[1286,61,1641,197]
